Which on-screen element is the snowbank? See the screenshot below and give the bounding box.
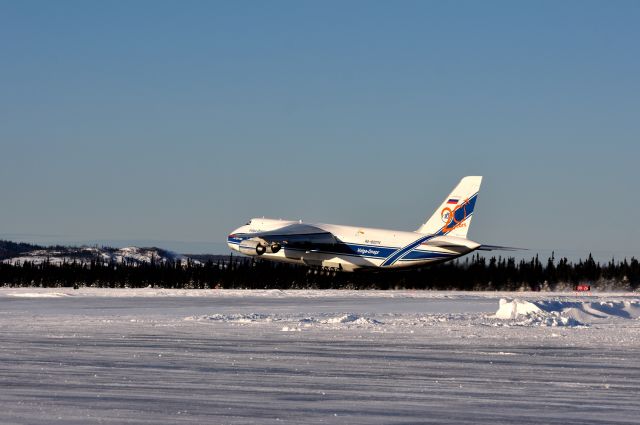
[186,312,384,329]
[495,299,542,319]
[495,298,640,327]
[186,313,272,323]
[322,314,382,325]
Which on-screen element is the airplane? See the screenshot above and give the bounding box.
[227,176,511,272]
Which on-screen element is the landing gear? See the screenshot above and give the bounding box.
[306,266,340,276]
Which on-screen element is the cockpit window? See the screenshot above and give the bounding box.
[245,220,252,225]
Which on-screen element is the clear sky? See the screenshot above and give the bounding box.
[1,1,639,258]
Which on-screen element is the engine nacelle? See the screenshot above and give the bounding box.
[238,239,266,256]
[268,243,281,254]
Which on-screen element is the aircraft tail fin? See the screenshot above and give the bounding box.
[416,176,482,238]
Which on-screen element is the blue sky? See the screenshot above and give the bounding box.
[1,1,639,258]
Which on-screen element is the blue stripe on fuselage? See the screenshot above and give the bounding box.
[380,234,434,266]
[400,250,455,261]
[329,243,395,258]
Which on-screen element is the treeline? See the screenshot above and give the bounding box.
[1,254,639,291]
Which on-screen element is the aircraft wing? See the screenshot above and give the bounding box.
[235,223,337,245]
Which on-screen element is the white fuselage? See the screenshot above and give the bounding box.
[228,218,480,272]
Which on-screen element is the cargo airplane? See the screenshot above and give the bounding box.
[228,176,510,272]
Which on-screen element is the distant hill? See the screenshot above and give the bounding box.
[0,240,202,266]
[0,240,45,260]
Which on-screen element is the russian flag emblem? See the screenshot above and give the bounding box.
[447,198,459,204]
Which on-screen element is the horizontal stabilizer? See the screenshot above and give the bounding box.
[477,244,525,252]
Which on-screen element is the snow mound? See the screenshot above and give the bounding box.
[186,312,384,327]
[494,299,580,327]
[322,314,382,326]
[519,314,583,327]
[281,326,301,332]
[188,313,273,323]
[537,300,640,321]
[495,298,640,327]
[495,299,542,319]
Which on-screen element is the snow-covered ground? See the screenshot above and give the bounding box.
[0,289,638,424]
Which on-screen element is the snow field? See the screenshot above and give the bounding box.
[0,289,639,424]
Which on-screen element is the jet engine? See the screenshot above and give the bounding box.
[269,243,281,253]
[238,239,266,256]
[238,239,281,256]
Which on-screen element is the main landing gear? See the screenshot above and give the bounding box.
[306,265,342,276]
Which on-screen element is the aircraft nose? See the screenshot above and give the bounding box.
[227,231,242,251]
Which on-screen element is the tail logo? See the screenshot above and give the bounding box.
[441,208,452,223]
[440,197,472,234]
